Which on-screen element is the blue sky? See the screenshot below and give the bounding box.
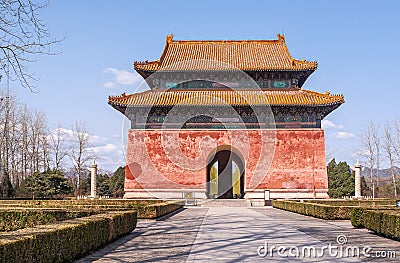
[4,0,400,170]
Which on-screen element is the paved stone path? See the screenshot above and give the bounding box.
[253,208,400,262]
[77,207,400,262]
[77,208,207,262]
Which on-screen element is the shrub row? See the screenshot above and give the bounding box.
[0,208,97,232]
[364,210,400,240]
[0,201,183,232]
[272,200,353,220]
[350,207,365,228]
[0,210,137,263]
[304,199,394,207]
[0,204,141,211]
[350,207,400,241]
[0,200,180,216]
[350,207,399,228]
[0,199,158,207]
[136,202,183,219]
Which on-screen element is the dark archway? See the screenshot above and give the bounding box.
[206,150,245,199]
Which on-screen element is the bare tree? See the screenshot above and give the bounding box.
[0,88,55,195]
[28,110,48,174]
[361,122,376,197]
[371,123,381,188]
[49,124,68,171]
[0,91,15,196]
[19,104,32,181]
[325,143,336,163]
[383,123,397,198]
[0,0,62,90]
[69,122,94,196]
[393,121,400,166]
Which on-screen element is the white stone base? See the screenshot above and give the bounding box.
[124,188,329,200]
[244,189,329,200]
[124,189,207,199]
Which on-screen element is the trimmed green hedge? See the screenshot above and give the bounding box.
[0,199,158,208]
[350,207,365,228]
[0,210,137,263]
[350,207,400,227]
[136,202,183,219]
[0,200,182,261]
[304,199,394,207]
[358,210,400,240]
[274,199,396,220]
[350,207,400,241]
[0,200,183,214]
[0,208,96,232]
[0,200,183,233]
[273,200,353,220]
[2,199,157,204]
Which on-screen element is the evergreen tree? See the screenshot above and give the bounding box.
[361,177,370,196]
[24,170,73,198]
[327,159,355,198]
[97,174,112,196]
[79,173,91,196]
[110,166,125,198]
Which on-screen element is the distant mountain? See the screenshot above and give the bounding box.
[362,167,400,178]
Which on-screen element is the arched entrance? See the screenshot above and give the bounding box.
[206,150,245,199]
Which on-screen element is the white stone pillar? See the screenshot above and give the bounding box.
[90,160,97,198]
[354,160,362,198]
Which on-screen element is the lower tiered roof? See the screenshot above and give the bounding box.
[108,89,344,112]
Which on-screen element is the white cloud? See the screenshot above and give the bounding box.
[322,119,344,129]
[322,120,335,129]
[92,143,125,172]
[47,128,74,143]
[52,127,73,136]
[352,150,369,157]
[86,134,125,170]
[112,133,121,138]
[89,143,117,155]
[104,67,142,87]
[332,131,355,139]
[48,127,125,172]
[104,81,117,88]
[90,134,103,145]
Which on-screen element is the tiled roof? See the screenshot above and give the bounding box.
[134,34,317,72]
[108,89,344,107]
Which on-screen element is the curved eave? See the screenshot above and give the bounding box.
[108,98,344,108]
[109,102,343,108]
[108,101,126,115]
[108,89,344,112]
[134,66,317,74]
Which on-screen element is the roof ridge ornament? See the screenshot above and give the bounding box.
[277,33,285,42]
[166,34,174,43]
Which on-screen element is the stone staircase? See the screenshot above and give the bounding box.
[195,199,266,207]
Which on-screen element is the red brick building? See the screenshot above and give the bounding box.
[108,34,344,200]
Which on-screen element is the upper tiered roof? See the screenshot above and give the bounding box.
[134,34,317,73]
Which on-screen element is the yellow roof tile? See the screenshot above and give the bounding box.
[134,34,317,72]
[108,89,344,107]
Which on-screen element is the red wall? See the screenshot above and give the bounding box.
[125,129,328,196]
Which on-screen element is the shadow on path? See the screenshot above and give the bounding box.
[75,208,208,263]
[76,207,400,263]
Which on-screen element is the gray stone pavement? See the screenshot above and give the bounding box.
[77,207,400,263]
[76,208,207,263]
[253,208,400,262]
